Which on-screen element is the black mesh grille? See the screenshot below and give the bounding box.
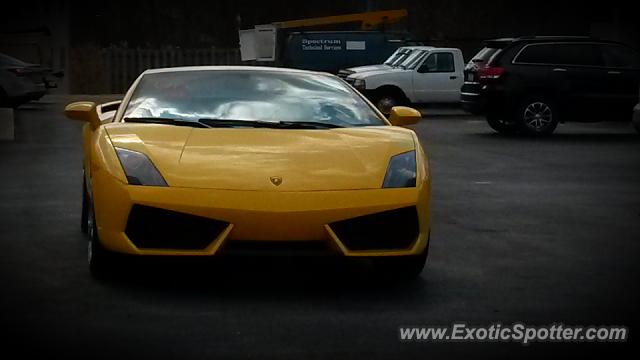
[125,205,229,250]
[329,206,419,251]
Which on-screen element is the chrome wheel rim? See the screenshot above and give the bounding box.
[523,102,552,130]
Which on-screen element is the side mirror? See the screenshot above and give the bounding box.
[388,106,422,126]
[64,101,101,129]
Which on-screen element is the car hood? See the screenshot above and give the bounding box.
[105,124,416,191]
[348,67,408,80]
[344,64,390,73]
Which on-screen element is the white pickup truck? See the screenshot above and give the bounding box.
[343,46,464,113]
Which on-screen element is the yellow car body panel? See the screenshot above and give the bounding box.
[104,124,416,191]
[76,66,431,258]
[92,170,430,256]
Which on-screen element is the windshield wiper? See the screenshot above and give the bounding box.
[277,121,343,129]
[198,118,342,129]
[124,117,210,128]
[198,119,272,128]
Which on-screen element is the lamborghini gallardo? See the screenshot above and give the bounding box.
[65,66,431,277]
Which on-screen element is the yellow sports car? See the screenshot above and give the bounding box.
[65,66,431,277]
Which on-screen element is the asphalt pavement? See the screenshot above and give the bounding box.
[1,97,639,359]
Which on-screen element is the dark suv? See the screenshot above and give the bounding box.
[461,36,640,135]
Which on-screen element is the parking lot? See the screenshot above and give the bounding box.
[1,97,639,358]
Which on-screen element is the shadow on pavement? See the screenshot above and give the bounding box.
[91,255,431,300]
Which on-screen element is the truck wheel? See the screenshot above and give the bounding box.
[375,94,400,115]
[515,96,559,136]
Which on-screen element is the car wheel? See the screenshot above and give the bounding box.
[515,97,559,136]
[375,93,399,115]
[87,200,112,277]
[372,244,428,279]
[81,177,89,234]
[486,114,518,135]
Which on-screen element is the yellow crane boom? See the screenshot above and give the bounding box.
[272,9,408,31]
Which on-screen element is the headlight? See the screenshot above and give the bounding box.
[114,147,168,186]
[382,150,416,188]
[352,78,366,91]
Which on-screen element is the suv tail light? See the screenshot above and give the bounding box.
[477,66,505,80]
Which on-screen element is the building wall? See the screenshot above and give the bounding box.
[405,0,639,60]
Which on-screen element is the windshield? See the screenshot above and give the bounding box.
[0,53,29,67]
[123,70,385,127]
[468,47,500,69]
[383,48,412,66]
[390,49,416,66]
[400,50,428,69]
[383,48,403,65]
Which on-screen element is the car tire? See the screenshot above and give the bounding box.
[374,93,400,115]
[514,96,559,136]
[486,114,518,135]
[373,87,408,115]
[372,243,429,279]
[87,199,112,277]
[81,177,89,234]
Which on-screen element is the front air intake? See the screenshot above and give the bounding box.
[329,206,419,251]
[125,205,229,250]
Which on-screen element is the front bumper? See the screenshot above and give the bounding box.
[460,82,487,114]
[92,171,430,257]
[460,82,508,116]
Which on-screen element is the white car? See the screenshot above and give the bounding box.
[345,47,464,112]
[337,46,432,79]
